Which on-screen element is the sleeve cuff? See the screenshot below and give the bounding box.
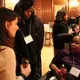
[16,76,24,80]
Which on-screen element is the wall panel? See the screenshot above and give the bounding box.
[34,0,42,19]
[34,0,80,23]
[34,0,54,23]
[0,0,3,7]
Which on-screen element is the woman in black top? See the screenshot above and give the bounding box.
[50,35,80,80]
[52,8,68,56]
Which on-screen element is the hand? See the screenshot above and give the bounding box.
[59,68,67,78]
[56,69,61,75]
[20,63,31,77]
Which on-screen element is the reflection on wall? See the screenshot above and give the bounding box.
[5,0,19,10]
[68,0,79,17]
[54,0,67,5]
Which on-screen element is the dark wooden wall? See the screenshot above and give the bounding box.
[0,0,2,7]
[34,0,68,23]
[34,0,67,23]
[0,0,80,23]
[34,0,80,23]
[34,0,54,23]
[0,0,5,7]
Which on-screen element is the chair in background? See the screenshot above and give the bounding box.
[44,24,53,46]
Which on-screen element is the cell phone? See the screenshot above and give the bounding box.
[22,58,29,68]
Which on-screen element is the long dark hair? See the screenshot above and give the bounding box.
[0,7,18,48]
[55,10,66,21]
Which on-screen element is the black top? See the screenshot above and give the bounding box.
[52,20,68,49]
[51,49,80,72]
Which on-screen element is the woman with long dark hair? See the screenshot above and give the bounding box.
[52,8,68,56]
[0,7,31,80]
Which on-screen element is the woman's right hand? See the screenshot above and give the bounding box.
[20,63,31,77]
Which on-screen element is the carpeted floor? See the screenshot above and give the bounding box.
[41,46,54,75]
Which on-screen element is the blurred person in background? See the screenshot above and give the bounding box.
[52,7,68,56]
[67,17,77,26]
[69,24,80,36]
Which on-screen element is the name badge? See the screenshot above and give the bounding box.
[69,66,80,77]
[24,35,33,44]
[49,76,57,80]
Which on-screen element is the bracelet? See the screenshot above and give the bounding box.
[20,73,26,80]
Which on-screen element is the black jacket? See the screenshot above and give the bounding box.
[53,20,68,49]
[14,4,44,80]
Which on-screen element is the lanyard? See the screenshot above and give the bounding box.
[73,57,75,67]
[19,28,25,37]
[19,19,32,37]
[29,20,31,35]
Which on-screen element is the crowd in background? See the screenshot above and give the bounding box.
[51,4,80,80]
[0,0,80,80]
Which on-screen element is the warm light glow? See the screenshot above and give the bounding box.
[69,0,79,7]
[5,0,19,10]
[9,0,19,3]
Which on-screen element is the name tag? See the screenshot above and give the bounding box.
[24,35,33,44]
[70,66,80,77]
[49,76,57,80]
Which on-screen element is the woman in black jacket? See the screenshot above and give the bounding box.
[14,0,44,80]
[52,8,68,56]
